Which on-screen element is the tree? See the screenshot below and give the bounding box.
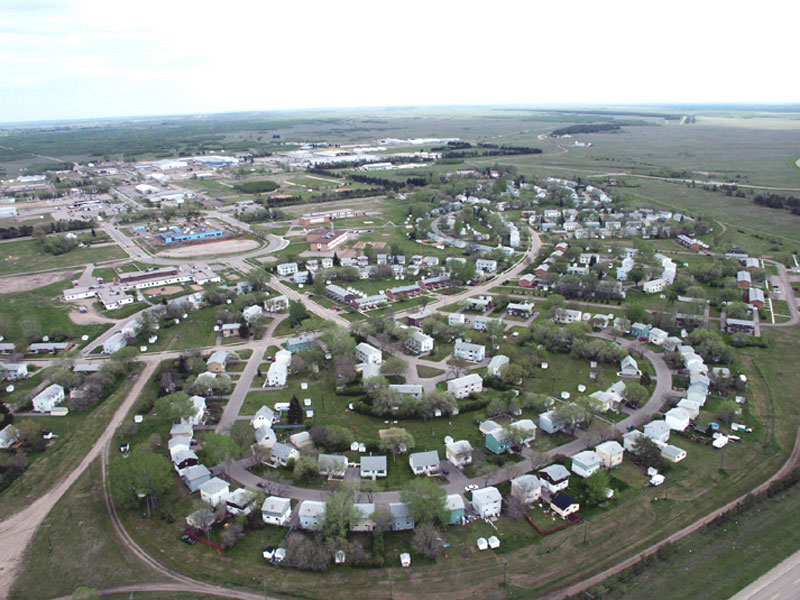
[412,523,441,559]
[288,300,309,327]
[288,395,304,425]
[154,392,194,422]
[108,451,173,516]
[504,494,527,520]
[372,508,393,533]
[545,294,565,311]
[293,455,319,482]
[717,400,738,425]
[485,319,506,350]
[553,402,588,435]
[380,356,408,378]
[221,521,244,548]
[486,398,506,417]
[583,470,611,506]
[639,371,652,387]
[628,268,645,288]
[500,363,526,386]
[631,436,666,470]
[378,428,415,462]
[448,356,468,378]
[322,487,360,541]
[203,432,242,471]
[401,478,448,525]
[229,420,253,451]
[624,382,649,408]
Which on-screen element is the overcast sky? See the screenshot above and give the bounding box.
[0,0,795,123]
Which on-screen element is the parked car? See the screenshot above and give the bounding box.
[180,535,196,545]
[262,546,275,560]
[273,547,286,563]
[464,484,478,492]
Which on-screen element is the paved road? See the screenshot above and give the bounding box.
[0,360,159,599]
[761,260,800,328]
[730,549,800,600]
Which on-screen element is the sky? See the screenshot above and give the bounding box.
[0,0,796,123]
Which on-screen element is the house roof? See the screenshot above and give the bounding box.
[299,500,325,517]
[510,419,537,434]
[254,405,274,421]
[262,496,291,514]
[488,355,509,369]
[255,425,275,443]
[539,464,570,482]
[512,474,542,492]
[206,350,228,365]
[181,464,211,481]
[662,444,686,459]
[353,503,375,519]
[409,450,440,469]
[571,450,601,466]
[446,439,473,455]
[170,422,193,436]
[449,373,482,386]
[172,449,198,465]
[644,420,671,437]
[446,494,465,511]
[595,440,624,455]
[389,502,411,519]
[472,487,501,504]
[550,494,578,511]
[271,442,296,461]
[361,455,387,472]
[34,383,64,403]
[199,477,229,496]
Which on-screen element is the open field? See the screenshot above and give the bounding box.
[157,238,261,257]
[0,238,127,275]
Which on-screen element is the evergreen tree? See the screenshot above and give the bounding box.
[288,395,304,425]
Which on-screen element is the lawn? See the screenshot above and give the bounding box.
[416,365,445,378]
[0,366,52,411]
[272,314,329,337]
[143,306,220,353]
[0,276,110,347]
[101,301,146,319]
[0,238,127,275]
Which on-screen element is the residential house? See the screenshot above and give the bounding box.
[446,494,466,525]
[0,363,28,381]
[538,410,566,435]
[737,270,752,289]
[511,474,542,504]
[509,419,537,445]
[471,487,502,518]
[350,503,376,532]
[487,354,510,378]
[172,449,199,471]
[226,488,257,516]
[454,339,485,362]
[220,323,240,338]
[206,350,229,373]
[251,405,275,429]
[475,259,498,272]
[389,502,415,531]
[289,431,312,449]
[261,496,292,526]
[648,327,668,346]
[406,330,434,355]
[643,420,671,444]
[622,430,645,453]
[445,439,473,468]
[0,425,20,450]
[619,355,640,377]
[677,398,701,419]
[356,342,382,365]
[243,305,264,323]
[661,444,687,463]
[298,500,325,530]
[267,349,292,387]
[407,310,433,327]
[595,440,624,468]
[485,427,511,455]
[447,373,483,399]
[170,422,193,439]
[360,455,387,479]
[664,407,691,431]
[182,396,206,427]
[318,454,348,479]
[102,332,128,355]
[631,322,651,340]
[277,262,298,276]
[265,295,289,312]
[507,302,534,318]
[570,450,601,478]
[642,278,666,294]
[181,464,211,493]
[519,274,536,288]
[270,442,300,467]
[554,308,582,324]
[549,494,580,519]
[448,313,467,326]
[538,464,571,494]
[748,288,765,309]
[32,384,65,413]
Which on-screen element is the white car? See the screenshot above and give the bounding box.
[464,484,479,493]
[273,547,286,563]
[262,546,275,560]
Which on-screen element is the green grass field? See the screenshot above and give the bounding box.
[0,238,127,275]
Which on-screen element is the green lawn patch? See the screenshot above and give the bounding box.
[416,365,445,378]
[0,238,127,275]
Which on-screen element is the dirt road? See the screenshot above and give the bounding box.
[0,360,158,599]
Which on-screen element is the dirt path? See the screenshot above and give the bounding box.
[0,270,80,294]
[0,361,159,599]
[157,239,260,258]
[68,304,119,325]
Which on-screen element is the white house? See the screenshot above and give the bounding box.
[510,474,542,504]
[182,395,206,426]
[409,450,440,476]
[475,258,497,272]
[261,496,292,526]
[487,355,509,377]
[270,442,300,467]
[664,407,691,431]
[355,342,382,365]
[570,450,601,478]
[199,477,230,506]
[677,398,701,419]
[538,410,565,434]
[351,503,376,532]
[661,444,687,463]
[643,420,671,444]
[406,331,434,354]
[445,439,473,468]
[554,308,583,324]
[255,425,277,449]
[538,464,571,493]
[448,313,467,326]
[251,405,275,429]
[389,384,423,399]
[619,355,640,377]
[298,500,325,529]
[0,425,20,450]
[277,262,298,276]
[226,488,257,516]
[360,455,387,479]
[243,305,264,323]
[103,331,128,355]
[595,440,624,468]
[509,419,537,445]
[267,349,292,387]
[471,487,502,518]
[642,278,666,294]
[447,373,483,399]
[454,339,486,362]
[648,327,668,346]
[32,384,65,413]
[0,363,28,381]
